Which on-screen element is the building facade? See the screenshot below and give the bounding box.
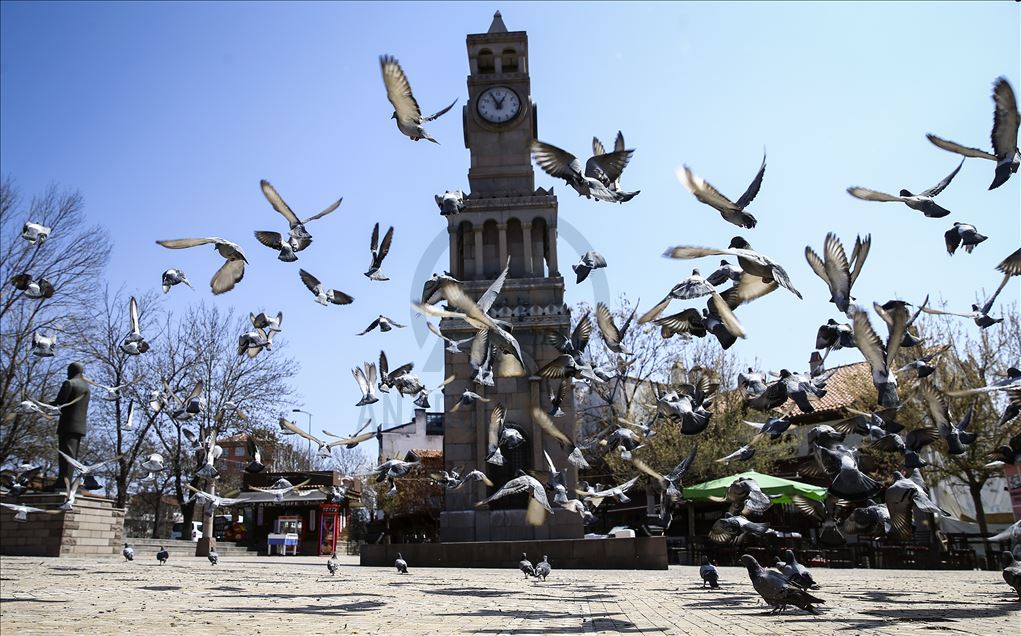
[439,12,583,542]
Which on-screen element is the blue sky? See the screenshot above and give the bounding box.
[2,2,1018,457]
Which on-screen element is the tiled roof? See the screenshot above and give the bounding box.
[409,449,442,459]
[781,362,873,422]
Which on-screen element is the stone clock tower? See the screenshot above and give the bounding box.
[439,12,584,542]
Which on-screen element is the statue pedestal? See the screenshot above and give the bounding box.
[195,536,216,557]
[0,494,125,557]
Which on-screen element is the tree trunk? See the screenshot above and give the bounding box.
[967,480,993,568]
[151,492,162,539]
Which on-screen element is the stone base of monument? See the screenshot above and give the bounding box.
[439,508,584,542]
[360,535,667,569]
[0,494,125,557]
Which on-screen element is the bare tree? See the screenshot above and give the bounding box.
[0,177,111,468]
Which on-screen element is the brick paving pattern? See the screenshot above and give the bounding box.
[1,555,1017,634]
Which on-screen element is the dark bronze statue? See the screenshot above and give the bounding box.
[54,361,90,489]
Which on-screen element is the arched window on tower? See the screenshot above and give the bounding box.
[530,217,548,277]
[457,221,474,280]
[501,48,518,73]
[507,218,525,277]
[482,220,499,279]
[477,49,495,74]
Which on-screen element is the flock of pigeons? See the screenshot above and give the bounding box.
[4,40,1021,609]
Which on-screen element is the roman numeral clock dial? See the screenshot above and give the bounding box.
[477,86,521,124]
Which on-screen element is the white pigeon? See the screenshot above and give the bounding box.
[140,453,164,472]
[31,331,57,357]
[21,221,52,245]
[352,363,379,406]
[84,377,131,401]
[426,321,473,354]
[155,237,247,294]
[250,311,284,333]
[185,484,249,510]
[237,327,274,357]
[1,502,59,522]
[251,477,311,503]
[119,296,149,355]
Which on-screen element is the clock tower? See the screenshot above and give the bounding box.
[439,11,583,542]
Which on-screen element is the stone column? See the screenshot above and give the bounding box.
[448,225,459,278]
[497,222,508,271]
[547,223,559,276]
[474,225,485,279]
[522,221,533,276]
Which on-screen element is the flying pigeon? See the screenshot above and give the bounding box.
[185,484,249,511]
[364,223,394,281]
[435,190,465,215]
[573,251,607,283]
[251,477,312,502]
[155,237,247,294]
[31,331,57,357]
[254,179,341,260]
[245,437,265,473]
[595,302,636,355]
[804,233,871,315]
[117,296,150,355]
[531,140,639,203]
[885,469,949,539]
[357,315,406,335]
[479,471,553,526]
[21,221,51,245]
[10,274,55,299]
[426,321,473,354]
[676,152,766,229]
[237,326,274,357]
[847,159,964,218]
[665,236,802,299]
[250,311,284,333]
[161,268,193,293]
[351,362,379,406]
[299,269,353,306]
[709,513,769,545]
[944,222,987,255]
[927,77,1019,190]
[380,55,457,143]
[0,502,58,523]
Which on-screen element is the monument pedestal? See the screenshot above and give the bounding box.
[440,508,583,542]
[0,494,125,557]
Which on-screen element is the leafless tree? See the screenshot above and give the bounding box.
[0,177,111,468]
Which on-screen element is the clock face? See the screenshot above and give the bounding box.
[476,86,521,124]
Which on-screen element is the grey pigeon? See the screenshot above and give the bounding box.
[989,520,1021,555]
[592,131,627,189]
[944,222,987,255]
[815,319,854,351]
[847,159,964,218]
[573,251,607,283]
[814,444,882,501]
[380,55,456,143]
[156,546,169,565]
[1001,552,1021,599]
[665,236,802,299]
[10,273,55,299]
[709,513,769,545]
[357,315,406,335]
[740,554,824,615]
[927,77,1019,190]
[119,296,150,355]
[479,470,553,527]
[699,555,719,588]
[676,152,765,229]
[364,223,394,281]
[161,268,193,293]
[726,477,773,516]
[531,140,639,203]
[254,179,340,260]
[519,553,534,578]
[327,552,339,575]
[208,549,218,566]
[852,302,911,408]
[885,469,949,539]
[779,550,818,589]
[706,259,743,286]
[395,552,408,573]
[123,543,134,561]
[917,379,976,455]
[639,269,717,323]
[595,302,635,355]
[155,237,247,294]
[299,269,353,306]
[0,502,55,522]
[532,555,551,581]
[435,190,465,215]
[804,233,871,315]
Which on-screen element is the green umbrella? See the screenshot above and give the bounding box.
[683,470,827,504]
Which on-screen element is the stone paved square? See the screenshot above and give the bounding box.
[1,555,1017,634]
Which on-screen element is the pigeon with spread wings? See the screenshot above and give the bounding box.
[364,223,394,281]
[254,179,341,261]
[380,54,457,143]
[299,269,353,306]
[847,159,964,218]
[804,233,871,315]
[676,152,765,229]
[531,140,639,203]
[155,237,247,294]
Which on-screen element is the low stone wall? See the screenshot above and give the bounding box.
[0,494,125,557]
[360,536,667,570]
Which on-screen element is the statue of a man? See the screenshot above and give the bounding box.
[54,361,90,489]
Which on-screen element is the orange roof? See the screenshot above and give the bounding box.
[409,449,442,459]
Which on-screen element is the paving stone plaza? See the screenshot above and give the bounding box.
[0,555,1016,634]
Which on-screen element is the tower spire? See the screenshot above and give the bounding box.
[488,10,508,34]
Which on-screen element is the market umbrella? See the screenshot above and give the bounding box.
[682,470,827,504]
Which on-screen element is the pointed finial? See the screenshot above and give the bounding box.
[488,10,508,33]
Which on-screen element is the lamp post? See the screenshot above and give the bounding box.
[292,408,313,465]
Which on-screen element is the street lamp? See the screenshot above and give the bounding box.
[292,408,313,465]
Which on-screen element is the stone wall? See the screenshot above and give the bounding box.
[360,536,668,570]
[0,494,125,557]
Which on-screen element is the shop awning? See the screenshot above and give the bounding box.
[682,470,827,504]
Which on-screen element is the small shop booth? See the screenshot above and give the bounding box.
[241,470,362,556]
